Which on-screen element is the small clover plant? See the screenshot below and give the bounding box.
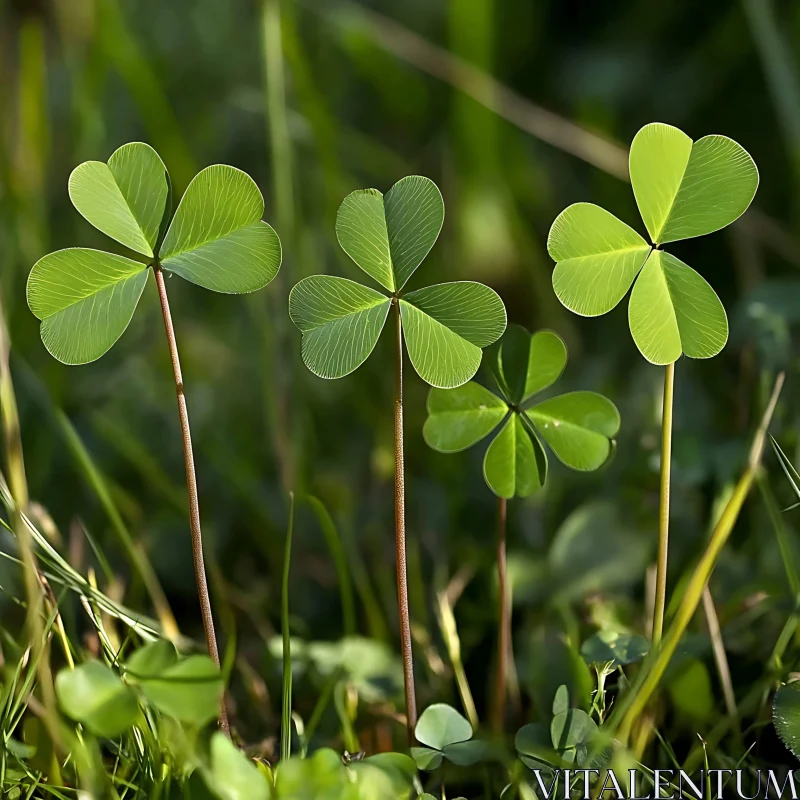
[28,142,281,363]
[55,642,224,738]
[547,122,758,645]
[27,143,282,731]
[424,325,619,731]
[411,703,487,773]
[424,325,619,497]
[515,686,600,774]
[289,176,507,738]
[548,122,758,366]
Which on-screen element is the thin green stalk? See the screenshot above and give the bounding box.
[281,492,295,762]
[153,265,228,734]
[393,299,417,742]
[0,291,60,754]
[436,575,479,730]
[304,495,357,636]
[493,495,509,733]
[612,372,784,746]
[259,0,297,492]
[652,360,675,645]
[758,471,800,595]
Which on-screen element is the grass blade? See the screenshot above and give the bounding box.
[611,372,784,747]
[281,492,295,762]
[303,495,356,636]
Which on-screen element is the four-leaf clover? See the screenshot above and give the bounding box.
[424,325,620,498]
[27,142,281,364]
[288,176,506,388]
[547,122,758,365]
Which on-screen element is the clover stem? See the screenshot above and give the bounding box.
[492,495,510,734]
[393,299,417,743]
[651,360,675,646]
[153,265,230,735]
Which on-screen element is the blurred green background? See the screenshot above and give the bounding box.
[2,0,800,760]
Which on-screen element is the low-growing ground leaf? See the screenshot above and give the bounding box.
[628,250,728,364]
[423,382,507,452]
[580,630,649,667]
[515,723,558,769]
[134,655,223,726]
[401,282,505,388]
[275,748,349,799]
[68,142,169,257]
[415,703,472,751]
[289,276,391,379]
[526,392,620,471]
[442,739,492,766]
[550,706,597,765]
[483,415,546,499]
[410,747,443,771]
[206,732,272,800]
[27,248,149,364]
[774,682,800,760]
[548,203,650,316]
[124,640,178,678]
[55,661,139,738]
[160,165,281,293]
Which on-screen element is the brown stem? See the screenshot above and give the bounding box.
[153,265,229,735]
[492,495,509,734]
[393,299,417,742]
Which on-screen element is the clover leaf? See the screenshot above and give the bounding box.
[123,641,223,727]
[55,661,140,739]
[289,176,506,389]
[774,681,800,761]
[27,142,282,365]
[411,703,488,772]
[580,630,649,668]
[548,122,758,365]
[515,686,600,772]
[424,325,620,498]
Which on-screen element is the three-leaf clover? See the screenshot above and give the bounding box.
[515,686,599,770]
[288,175,506,388]
[423,325,620,498]
[411,703,487,771]
[547,122,758,365]
[27,142,281,364]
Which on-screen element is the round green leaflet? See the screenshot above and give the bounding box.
[424,326,620,499]
[27,142,282,365]
[289,175,507,390]
[55,661,140,739]
[547,121,757,364]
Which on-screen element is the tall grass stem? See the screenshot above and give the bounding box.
[281,492,295,762]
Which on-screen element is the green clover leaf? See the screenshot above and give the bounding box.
[27,142,282,365]
[424,326,620,499]
[548,122,758,365]
[55,661,140,739]
[411,703,489,772]
[289,176,507,389]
